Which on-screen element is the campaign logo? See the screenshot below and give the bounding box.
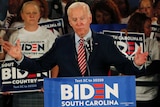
[103,30,145,60]
[21,43,45,52]
[44,77,136,107]
[61,78,119,106]
[0,60,49,92]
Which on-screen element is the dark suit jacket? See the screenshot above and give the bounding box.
[19,31,145,77]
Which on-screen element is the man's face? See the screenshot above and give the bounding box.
[68,6,92,38]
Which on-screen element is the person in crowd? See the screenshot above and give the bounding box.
[1,0,60,58]
[4,0,24,28]
[63,0,75,33]
[152,0,160,40]
[122,12,160,107]
[153,0,160,24]
[46,0,53,19]
[1,2,148,77]
[138,0,157,39]
[61,0,68,17]
[0,0,21,104]
[49,0,63,19]
[11,0,53,28]
[112,0,131,24]
[0,0,8,27]
[34,0,49,22]
[138,0,155,19]
[9,0,60,44]
[0,0,8,107]
[91,0,121,24]
[152,0,160,105]
[153,0,160,25]
[91,0,123,75]
[3,1,59,107]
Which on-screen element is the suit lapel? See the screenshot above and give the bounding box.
[70,33,81,73]
[88,32,99,64]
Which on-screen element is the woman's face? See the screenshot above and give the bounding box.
[21,3,40,26]
[139,0,154,18]
[95,10,112,24]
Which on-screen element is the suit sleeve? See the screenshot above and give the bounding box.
[104,36,145,76]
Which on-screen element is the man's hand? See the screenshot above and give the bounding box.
[2,39,22,60]
[134,47,148,66]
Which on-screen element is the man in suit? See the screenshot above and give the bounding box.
[2,2,148,77]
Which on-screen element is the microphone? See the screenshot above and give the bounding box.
[84,37,93,53]
[84,37,93,76]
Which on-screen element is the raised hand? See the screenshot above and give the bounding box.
[2,39,22,60]
[134,47,148,66]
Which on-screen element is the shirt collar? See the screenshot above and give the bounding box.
[75,29,92,44]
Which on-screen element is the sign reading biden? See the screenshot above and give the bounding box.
[0,60,49,93]
[44,76,136,107]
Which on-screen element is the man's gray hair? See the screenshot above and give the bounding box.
[67,2,91,16]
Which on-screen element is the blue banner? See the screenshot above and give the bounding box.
[91,24,127,33]
[44,76,136,107]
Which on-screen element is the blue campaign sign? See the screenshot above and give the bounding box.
[44,76,136,107]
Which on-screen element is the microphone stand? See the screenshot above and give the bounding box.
[85,46,91,76]
[84,38,93,76]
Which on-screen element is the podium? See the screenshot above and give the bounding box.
[44,76,136,107]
